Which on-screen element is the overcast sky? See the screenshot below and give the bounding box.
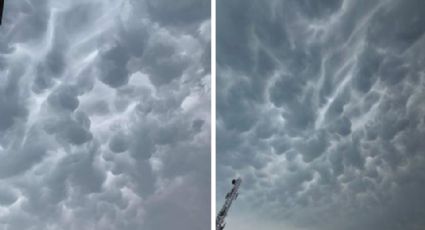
[0,0,210,229]
[217,0,425,229]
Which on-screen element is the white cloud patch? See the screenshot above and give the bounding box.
[0,0,210,229]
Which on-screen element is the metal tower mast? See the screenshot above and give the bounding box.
[216,177,242,230]
[0,0,4,25]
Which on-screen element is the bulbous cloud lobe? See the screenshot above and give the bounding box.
[0,0,210,229]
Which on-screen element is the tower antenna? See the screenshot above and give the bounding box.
[216,177,242,230]
[0,0,4,25]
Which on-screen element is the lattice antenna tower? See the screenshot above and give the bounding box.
[216,178,242,230]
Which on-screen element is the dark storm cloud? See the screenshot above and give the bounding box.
[0,127,48,179]
[97,42,131,88]
[0,0,210,229]
[217,0,425,229]
[0,188,17,206]
[146,0,210,27]
[7,0,50,43]
[0,62,28,131]
[141,38,189,86]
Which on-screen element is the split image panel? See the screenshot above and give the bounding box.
[216,0,425,230]
[0,0,210,229]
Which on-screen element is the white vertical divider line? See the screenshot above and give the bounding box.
[211,0,216,229]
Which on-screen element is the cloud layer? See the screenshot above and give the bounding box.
[0,0,210,229]
[217,0,425,229]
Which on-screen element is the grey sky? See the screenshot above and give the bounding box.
[0,0,210,229]
[217,0,425,229]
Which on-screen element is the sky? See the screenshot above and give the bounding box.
[0,0,210,229]
[217,0,425,230]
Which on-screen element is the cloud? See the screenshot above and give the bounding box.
[217,0,425,229]
[0,0,210,229]
[145,0,210,27]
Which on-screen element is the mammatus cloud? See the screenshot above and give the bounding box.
[0,0,210,229]
[217,0,425,229]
